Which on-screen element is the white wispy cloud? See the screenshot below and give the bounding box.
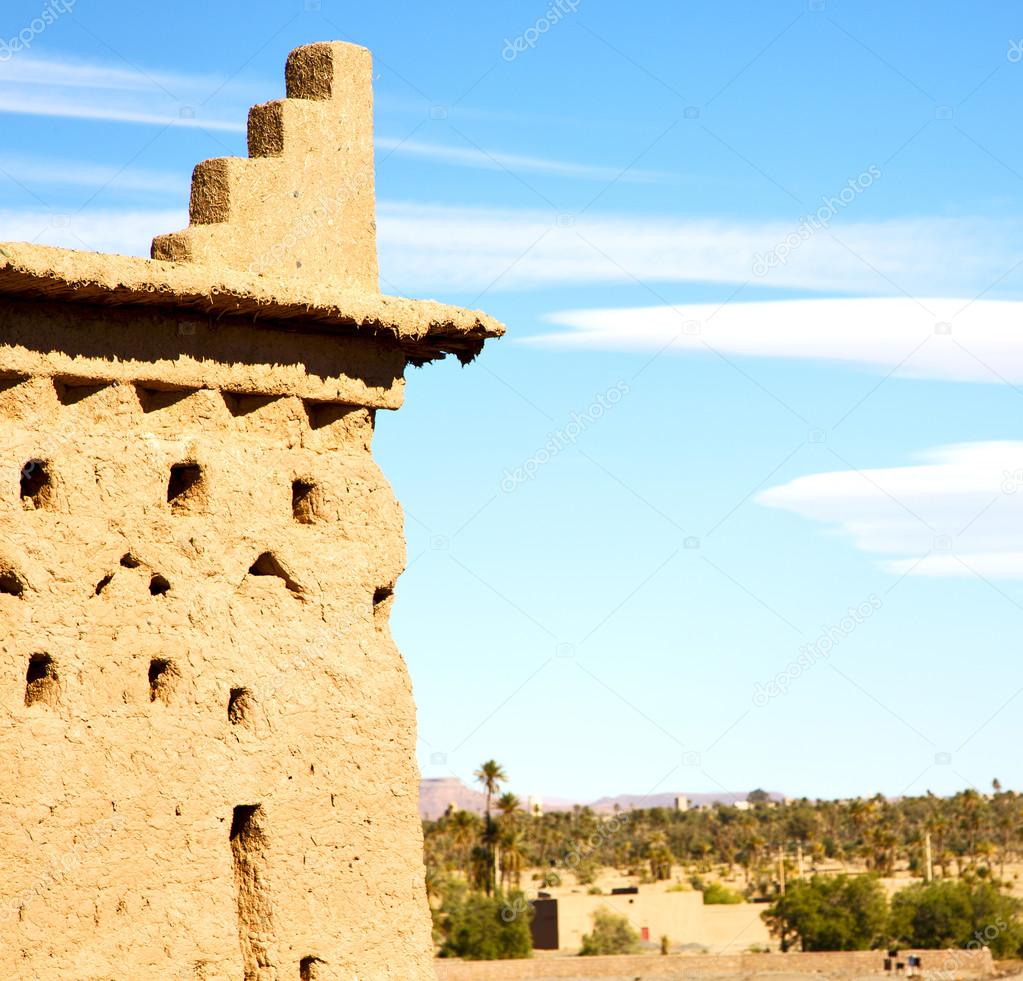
[0,208,185,255]
[0,55,249,132]
[535,296,1023,385]
[0,89,246,132]
[0,55,673,179]
[0,155,187,195]
[0,55,224,94]
[376,136,669,182]
[758,442,1023,580]
[375,203,1023,297]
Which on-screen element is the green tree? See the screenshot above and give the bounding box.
[435,881,533,960]
[889,880,1023,958]
[474,760,508,818]
[445,809,480,879]
[763,875,888,952]
[648,833,673,881]
[474,760,508,895]
[579,908,641,956]
[499,826,526,891]
[497,792,521,817]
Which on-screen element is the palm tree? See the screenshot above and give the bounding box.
[499,826,526,891]
[447,809,479,879]
[497,792,521,817]
[474,760,508,819]
[474,760,508,894]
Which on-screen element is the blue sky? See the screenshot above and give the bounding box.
[4,0,1023,803]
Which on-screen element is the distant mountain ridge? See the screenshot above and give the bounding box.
[418,778,783,820]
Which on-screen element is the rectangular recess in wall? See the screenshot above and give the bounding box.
[230,804,279,980]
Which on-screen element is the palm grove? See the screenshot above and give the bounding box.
[426,772,1023,959]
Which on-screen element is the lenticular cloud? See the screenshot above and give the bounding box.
[537,297,1023,385]
[758,442,1023,579]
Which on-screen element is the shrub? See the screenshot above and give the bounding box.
[435,883,533,960]
[702,882,744,905]
[579,908,641,956]
[574,856,600,886]
[889,880,1023,958]
[762,875,888,952]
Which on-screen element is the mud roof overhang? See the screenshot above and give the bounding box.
[0,242,504,368]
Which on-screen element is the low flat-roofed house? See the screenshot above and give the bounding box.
[531,890,773,953]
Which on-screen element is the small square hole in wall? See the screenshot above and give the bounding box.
[304,401,339,430]
[149,575,171,596]
[292,479,317,524]
[167,463,205,512]
[25,653,59,709]
[228,687,253,726]
[0,566,26,598]
[148,658,178,704]
[20,460,54,510]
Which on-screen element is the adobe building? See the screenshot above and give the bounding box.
[531,890,772,954]
[0,42,502,980]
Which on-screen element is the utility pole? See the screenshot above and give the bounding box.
[778,848,786,895]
